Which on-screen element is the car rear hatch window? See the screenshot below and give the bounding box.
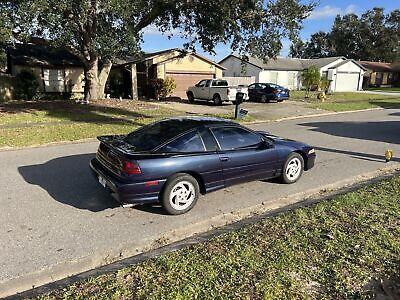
[123,119,201,152]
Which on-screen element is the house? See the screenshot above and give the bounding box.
[7,43,85,94]
[219,55,366,92]
[359,61,400,88]
[5,44,224,100]
[116,49,225,99]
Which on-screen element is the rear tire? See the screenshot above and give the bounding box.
[260,95,269,103]
[213,94,222,106]
[161,173,200,215]
[281,153,304,184]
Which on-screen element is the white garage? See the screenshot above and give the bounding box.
[335,73,361,91]
[326,60,365,92]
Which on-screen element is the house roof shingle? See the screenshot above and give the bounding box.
[7,43,83,67]
[359,61,400,72]
[219,54,349,71]
[116,48,225,69]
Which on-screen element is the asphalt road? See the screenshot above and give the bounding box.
[1,108,400,297]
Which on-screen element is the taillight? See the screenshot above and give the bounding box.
[121,161,141,175]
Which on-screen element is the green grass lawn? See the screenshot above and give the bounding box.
[290,90,400,112]
[0,99,181,148]
[0,100,256,148]
[36,176,400,300]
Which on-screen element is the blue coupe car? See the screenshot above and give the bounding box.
[248,83,290,102]
[90,117,315,215]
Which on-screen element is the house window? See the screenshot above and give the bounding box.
[288,72,296,88]
[270,72,278,84]
[43,69,65,92]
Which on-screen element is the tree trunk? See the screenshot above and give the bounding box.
[98,60,113,99]
[83,58,113,103]
[84,58,99,103]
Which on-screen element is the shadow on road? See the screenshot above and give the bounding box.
[299,120,400,145]
[18,153,119,212]
[314,146,399,163]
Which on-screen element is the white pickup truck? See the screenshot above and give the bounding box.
[186,79,248,105]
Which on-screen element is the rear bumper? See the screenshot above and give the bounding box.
[90,158,165,205]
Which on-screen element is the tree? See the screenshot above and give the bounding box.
[295,8,400,62]
[301,65,320,98]
[289,40,306,58]
[0,4,12,70]
[386,10,400,61]
[329,13,362,59]
[290,31,331,58]
[4,0,316,102]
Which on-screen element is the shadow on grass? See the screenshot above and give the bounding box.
[18,153,119,212]
[369,100,400,108]
[0,100,159,126]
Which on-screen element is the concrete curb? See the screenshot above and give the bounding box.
[2,163,399,299]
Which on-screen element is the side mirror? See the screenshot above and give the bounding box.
[258,139,272,150]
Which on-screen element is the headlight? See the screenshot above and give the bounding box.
[308,148,315,154]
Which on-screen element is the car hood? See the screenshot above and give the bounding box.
[257,131,311,150]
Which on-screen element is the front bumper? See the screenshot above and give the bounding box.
[305,153,316,170]
[90,158,165,205]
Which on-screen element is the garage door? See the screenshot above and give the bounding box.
[166,72,214,99]
[335,73,360,92]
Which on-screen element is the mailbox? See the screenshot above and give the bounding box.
[235,92,245,104]
[234,92,246,119]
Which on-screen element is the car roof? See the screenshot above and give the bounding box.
[158,116,237,129]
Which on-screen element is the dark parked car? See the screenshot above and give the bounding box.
[248,83,290,102]
[90,117,315,215]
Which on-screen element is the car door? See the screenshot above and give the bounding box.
[194,80,207,99]
[156,129,224,192]
[210,126,278,186]
[248,83,257,100]
[197,79,212,99]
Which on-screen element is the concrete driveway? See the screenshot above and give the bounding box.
[1,108,400,297]
[156,99,327,121]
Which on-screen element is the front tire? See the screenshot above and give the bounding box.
[187,92,195,103]
[161,173,200,215]
[281,153,304,184]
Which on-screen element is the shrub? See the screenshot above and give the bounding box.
[15,71,40,100]
[151,77,177,100]
[301,66,320,98]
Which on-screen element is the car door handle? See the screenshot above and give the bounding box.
[220,157,230,162]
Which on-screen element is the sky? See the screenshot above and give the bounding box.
[141,0,398,63]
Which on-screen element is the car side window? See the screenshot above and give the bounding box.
[158,131,205,153]
[197,80,206,87]
[205,80,212,87]
[248,84,255,90]
[211,127,262,150]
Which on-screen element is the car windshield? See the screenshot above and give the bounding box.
[123,119,200,152]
